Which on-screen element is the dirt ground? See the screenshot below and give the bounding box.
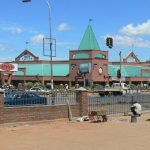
[0,112,150,150]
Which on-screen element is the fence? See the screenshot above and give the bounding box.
[1,90,150,124]
[4,90,77,107]
[0,90,87,124]
[88,94,150,115]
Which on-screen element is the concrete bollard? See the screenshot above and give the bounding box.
[131,115,137,123]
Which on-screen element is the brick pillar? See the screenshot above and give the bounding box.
[0,93,3,124]
[77,90,88,116]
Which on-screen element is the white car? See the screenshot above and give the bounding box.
[27,87,49,94]
[0,88,5,92]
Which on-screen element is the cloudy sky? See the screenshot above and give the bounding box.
[0,0,150,62]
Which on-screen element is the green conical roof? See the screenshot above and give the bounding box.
[78,25,100,50]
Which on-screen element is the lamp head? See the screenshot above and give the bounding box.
[22,0,31,2]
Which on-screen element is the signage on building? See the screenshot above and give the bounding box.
[0,63,18,72]
[98,67,103,74]
[112,76,125,81]
[78,63,91,74]
[20,54,34,61]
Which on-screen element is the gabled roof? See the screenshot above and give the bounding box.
[15,50,39,61]
[78,25,100,50]
[123,51,140,63]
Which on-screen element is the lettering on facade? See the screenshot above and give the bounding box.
[0,63,15,71]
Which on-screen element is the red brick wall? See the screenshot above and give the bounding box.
[69,50,109,84]
[0,91,88,124]
[3,105,80,123]
[77,91,88,116]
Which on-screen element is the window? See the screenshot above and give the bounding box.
[71,64,76,70]
[103,64,108,69]
[93,64,97,69]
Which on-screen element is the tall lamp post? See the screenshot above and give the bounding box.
[22,0,54,89]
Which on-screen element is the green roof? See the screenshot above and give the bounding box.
[14,64,69,76]
[78,25,100,50]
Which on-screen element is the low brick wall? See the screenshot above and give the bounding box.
[0,90,88,124]
[3,105,80,123]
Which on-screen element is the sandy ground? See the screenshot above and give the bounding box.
[0,112,150,150]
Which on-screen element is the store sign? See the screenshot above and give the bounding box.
[78,63,91,74]
[0,63,18,71]
[112,76,125,81]
[20,54,34,61]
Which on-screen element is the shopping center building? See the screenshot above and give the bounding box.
[0,24,150,87]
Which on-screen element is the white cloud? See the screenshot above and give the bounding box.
[57,41,77,49]
[104,34,150,48]
[120,20,150,36]
[0,44,7,52]
[31,34,44,44]
[57,41,72,46]
[0,56,14,62]
[11,27,22,34]
[57,23,71,31]
[1,26,23,34]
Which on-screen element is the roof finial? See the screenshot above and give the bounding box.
[89,18,93,25]
[25,41,29,50]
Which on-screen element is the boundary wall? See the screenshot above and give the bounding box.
[0,91,88,124]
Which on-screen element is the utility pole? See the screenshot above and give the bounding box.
[22,0,56,90]
[119,51,122,83]
[106,37,122,83]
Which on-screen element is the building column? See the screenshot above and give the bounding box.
[77,90,88,116]
[90,80,93,87]
[140,82,143,87]
[69,81,72,88]
[41,78,45,85]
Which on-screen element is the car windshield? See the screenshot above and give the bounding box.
[124,84,128,87]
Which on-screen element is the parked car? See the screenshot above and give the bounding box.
[4,92,47,106]
[26,87,49,94]
[0,87,5,92]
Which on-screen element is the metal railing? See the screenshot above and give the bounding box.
[46,90,77,105]
[4,90,77,107]
[88,94,150,115]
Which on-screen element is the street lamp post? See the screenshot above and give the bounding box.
[44,0,53,90]
[22,0,54,89]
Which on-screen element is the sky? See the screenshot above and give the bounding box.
[0,0,150,62]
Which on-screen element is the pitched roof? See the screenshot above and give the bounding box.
[78,25,100,50]
[123,51,140,63]
[15,49,39,61]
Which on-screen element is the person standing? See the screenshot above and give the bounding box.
[131,101,142,116]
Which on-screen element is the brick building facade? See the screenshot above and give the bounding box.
[0,24,150,87]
